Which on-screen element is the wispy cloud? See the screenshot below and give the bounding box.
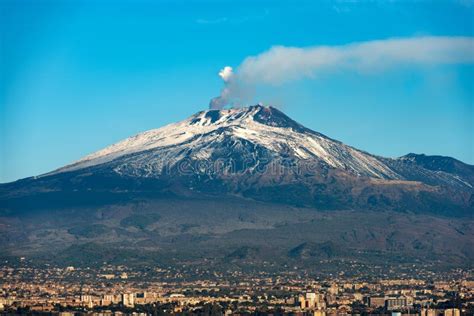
[457,0,474,8]
[332,5,351,14]
[195,17,229,24]
[238,36,474,84]
[196,9,269,25]
[209,36,474,108]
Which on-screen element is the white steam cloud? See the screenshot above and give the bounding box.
[219,66,234,82]
[209,36,474,109]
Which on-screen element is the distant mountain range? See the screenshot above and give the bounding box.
[1,105,473,270]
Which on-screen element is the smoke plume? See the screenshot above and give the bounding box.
[209,36,474,109]
[209,66,235,109]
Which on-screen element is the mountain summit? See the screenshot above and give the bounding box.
[54,104,399,180]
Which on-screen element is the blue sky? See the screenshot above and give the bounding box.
[1,0,473,182]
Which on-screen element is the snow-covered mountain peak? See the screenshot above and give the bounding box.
[52,105,400,179]
[187,104,300,129]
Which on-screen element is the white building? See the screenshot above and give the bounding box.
[444,308,461,316]
[122,293,135,307]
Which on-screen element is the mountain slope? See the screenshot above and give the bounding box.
[3,105,471,214]
[384,153,474,189]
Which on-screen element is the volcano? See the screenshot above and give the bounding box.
[0,105,473,269]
